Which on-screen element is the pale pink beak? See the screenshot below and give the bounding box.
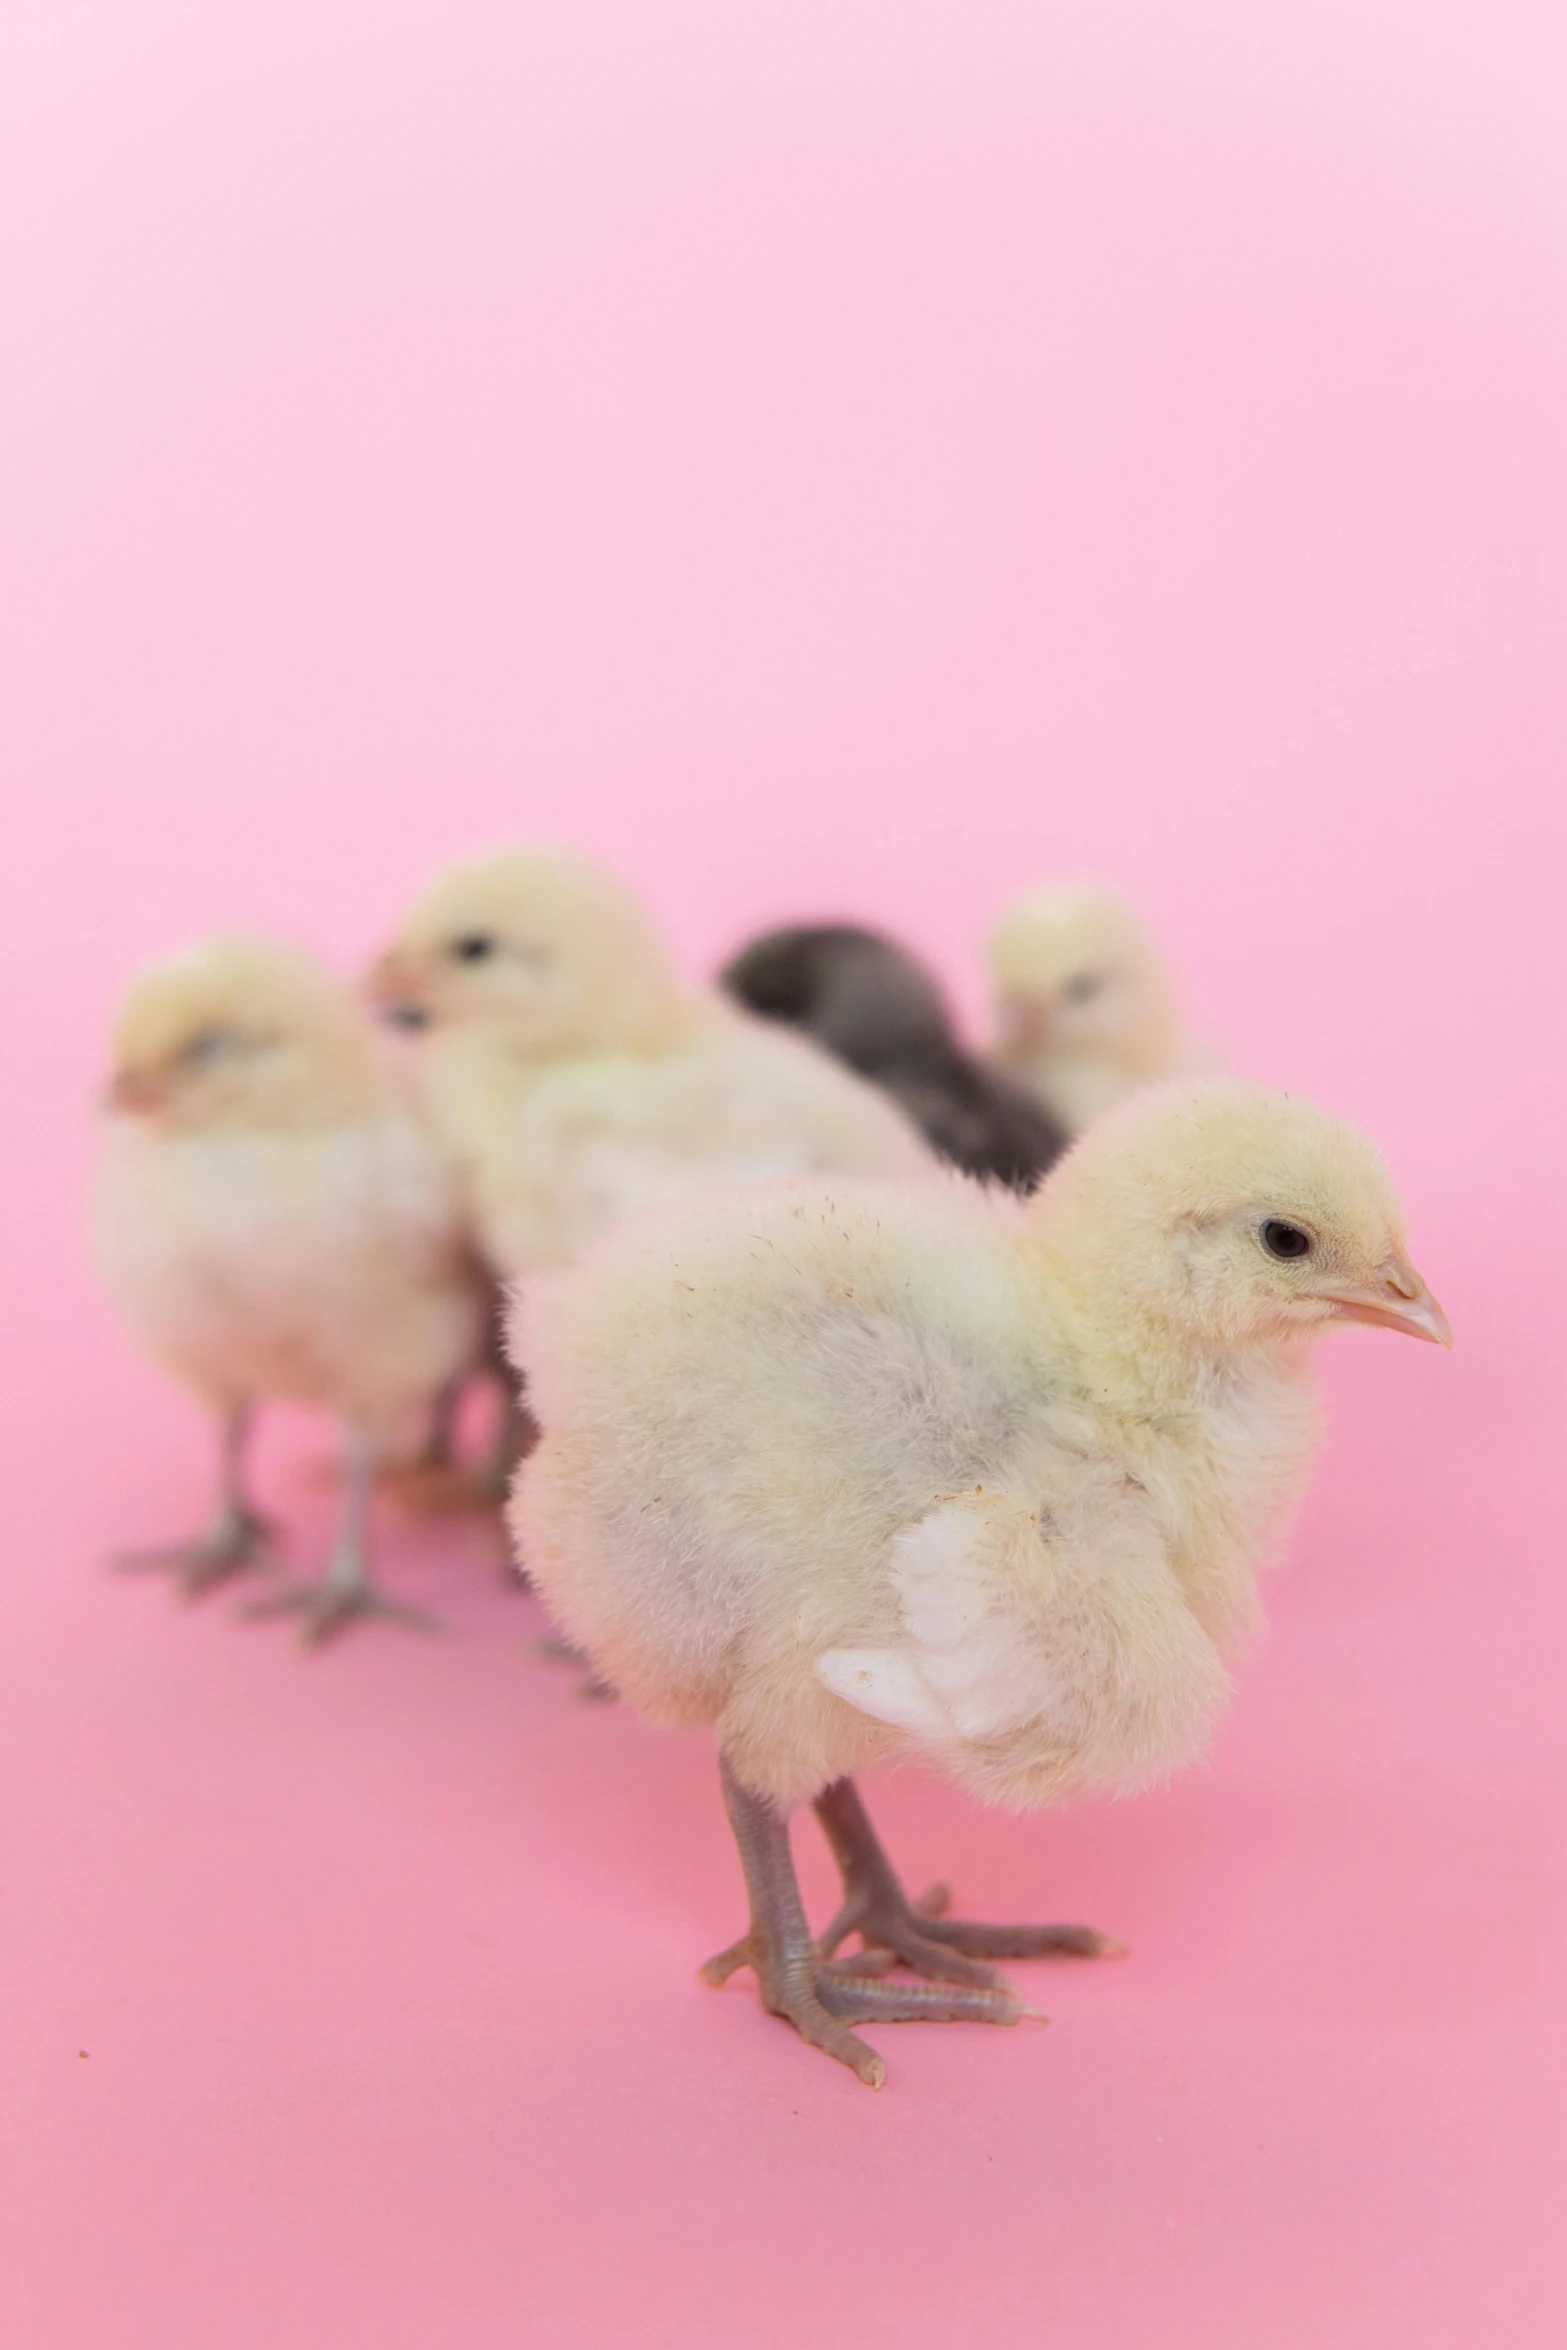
[105,1067,169,1115]
[1312,1248,1452,1348]
[999,996,1052,1050]
[365,948,433,1030]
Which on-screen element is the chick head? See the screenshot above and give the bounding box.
[1038,1078,1450,1357]
[106,937,379,1134]
[369,847,692,1058]
[987,885,1180,1075]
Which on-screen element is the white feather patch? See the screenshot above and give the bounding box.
[814,1649,947,1734]
[816,1497,1047,1746]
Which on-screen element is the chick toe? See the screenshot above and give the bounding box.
[912,1912,1127,1961]
[814,1776,1109,1986]
[114,1509,278,1600]
[245,1580,440,1648]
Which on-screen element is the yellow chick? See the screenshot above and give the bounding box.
[369,847,937,1293]
[509,1080,1449,2087]
[986,884,1207,1134]
[93,937,486,1643]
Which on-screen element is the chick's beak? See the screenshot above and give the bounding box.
[1315,1248,1453,1348]
[1000,995,1051,1049]
[106,1067,168,1115]
[366,948,432,1030]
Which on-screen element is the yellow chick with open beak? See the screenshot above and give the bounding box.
[369,846,937,1293]
[93,937,486,1644]
[987,884,1209,1134]
[508,1079,1449,2087]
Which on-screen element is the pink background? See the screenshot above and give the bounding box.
[4,3,1566,2343]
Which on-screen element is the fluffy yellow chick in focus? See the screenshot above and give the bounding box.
[987,884,1209,1134]
[369,848,936,1294]
[93,937,486,1644]
[509,1079,1449,2087]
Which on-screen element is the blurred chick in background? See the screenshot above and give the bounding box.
[511,1080,1448,2087]
[719,923,1067,1189]
[369,849,936,1297]
[93,938,486,1644]
[987,885,1207,1134]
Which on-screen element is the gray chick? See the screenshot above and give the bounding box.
[720,924,1068,1190]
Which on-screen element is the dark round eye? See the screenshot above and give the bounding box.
[1061,970,1102,1004]
[181,1026,235,1069]
[1260,1219,1313,1261]
[451,933,496,964]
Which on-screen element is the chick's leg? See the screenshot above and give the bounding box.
[480,1375,540,1510]
[116,1400,278,1597]
[412,1371,468,1476]
[423,1270,512,1490]
[389,1372,539,1519]
[247,1426,439,1648]
[377,1372,480,1511]
[700,1757,1023,2089]
[339,1373,466,1495]
[814,1777,1124,1979]
[453,1291,538,1513]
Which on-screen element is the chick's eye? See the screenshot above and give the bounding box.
[1260,1219,1313,1261]
[181,1026,235,1069]
[1061,971,1102,1005]
[451,933,496,964]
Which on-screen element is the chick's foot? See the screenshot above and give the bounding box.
[114,1508,278,1600]
[530,1634,618,1701]
[701,1931,1024,2088]
[244,1578,440,1649]
[707,1758,1026,2089]
[246,1427,443,1646]
[814,1777,1126,1980]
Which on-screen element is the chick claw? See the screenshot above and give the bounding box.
[113,1512,278,1601]
[813,1779,1126,1986]
[907,1881,1127,1962]
[700,1933,1023,2091]
[243,1581,441,1650]
[816,1884,1013,1992]
[530,1634,618,1702]
[709,1760,1033,2089]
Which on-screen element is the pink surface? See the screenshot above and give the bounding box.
[4,3,1567,2343]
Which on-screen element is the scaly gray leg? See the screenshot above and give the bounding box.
[479,1376,540,1510]
[813,1776,1125,1978]
[115,1400,278,1598]
[390,1371,539,1521]
[699,1757,1025,2088]
[413,1370,467,1475]
[247,1426,438,1647]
